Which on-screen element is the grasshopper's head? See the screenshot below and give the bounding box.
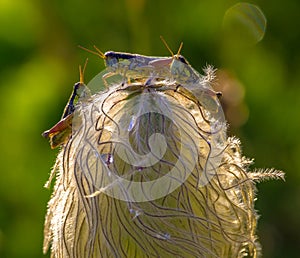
[160,37,196,81]
[170,55,200,84]
[78,45,136,72]
[104,51,136,69]
[160,36,191,72]
[175,55,189,65]
[42,59,89,149]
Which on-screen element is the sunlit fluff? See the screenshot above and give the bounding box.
[43,63,284,258]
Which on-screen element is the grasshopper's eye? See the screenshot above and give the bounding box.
[104,52,119,66]
[104,51,115,59]
[177,55,189,65]
[74,82,81,90]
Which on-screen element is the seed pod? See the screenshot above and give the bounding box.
[43,64,284,258]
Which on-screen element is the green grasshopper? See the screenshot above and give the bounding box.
[79,38,187,85]
[158,37,222,103]
[42,61,88,149]
[80,37,217,90]
[159,37,216,87]
[81,39,222,118]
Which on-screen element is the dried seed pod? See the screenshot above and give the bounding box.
[43,64,284,258]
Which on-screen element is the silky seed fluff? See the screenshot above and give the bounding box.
[43,65,284,258]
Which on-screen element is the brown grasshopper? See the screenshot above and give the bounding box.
[42,61,88,149]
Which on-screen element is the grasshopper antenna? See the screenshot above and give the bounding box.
[160,36,183,58]
[78,45,106,60]
[79,58,88,84]
[160,36,174,57]
[176,42,183,56]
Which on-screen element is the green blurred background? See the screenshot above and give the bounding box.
[0,0,298,257]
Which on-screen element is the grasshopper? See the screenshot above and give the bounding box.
[159,37,222,101]
[80,37,210,87]
[81,38,222,102]
[42,60,88,149]
[158,36,209,86]
[79,40,183,85]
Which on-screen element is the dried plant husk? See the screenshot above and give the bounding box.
[43,73,284,258]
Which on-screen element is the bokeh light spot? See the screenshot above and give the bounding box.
[223,2,267,45]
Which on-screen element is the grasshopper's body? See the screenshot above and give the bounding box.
[80,37,205,86]
[82,47,176,83]
[42,63,88,149]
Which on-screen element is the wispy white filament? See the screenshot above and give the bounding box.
[43,63,284,258]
